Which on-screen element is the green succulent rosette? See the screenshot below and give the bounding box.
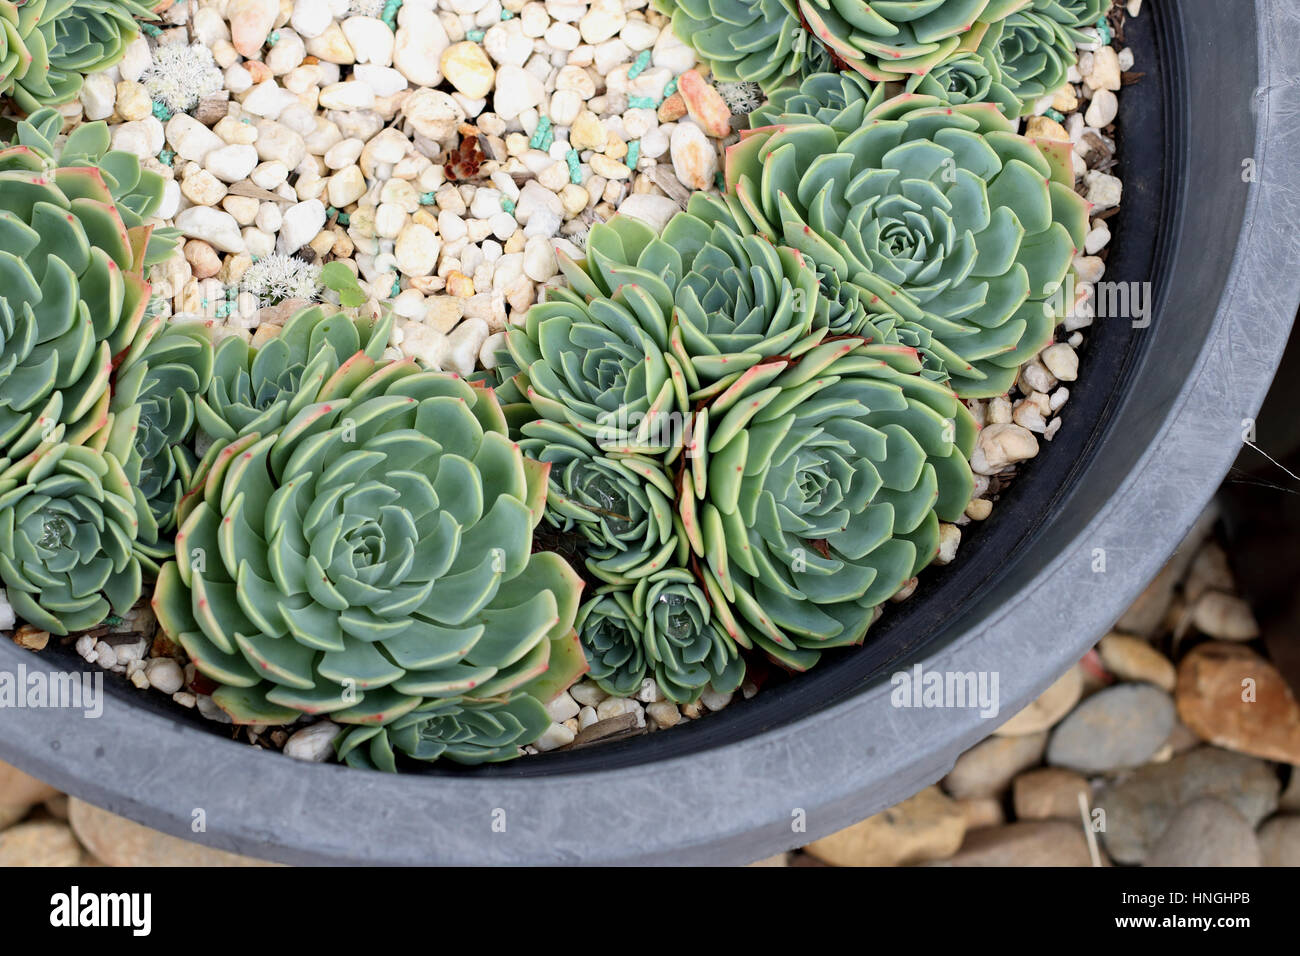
[0,112,172,460]
[520,419,682,585]
[799,0,1029,82]
[678,338,976,670]
[577,571,744,704]
[748,70,887,131]
[978,4,1077,110]
[686,191,951,383]
[532,214,825,401]
[152,353,588,767]
[4,108,178,267]
[0,441,143,635]
[637,568,744,702]
[337,694,556,770]
[497,221,686,457]
[652,0,831,93]
[1034,0,1109,42]
[575,585,647,698]
[907,41,1021,116]
[195,304,393,443]
[103,318,213,572]
[727,93,1089,397]
[1,0,156,113]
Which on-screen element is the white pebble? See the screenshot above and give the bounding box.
[145,658,185,694]
[283,721,340,762]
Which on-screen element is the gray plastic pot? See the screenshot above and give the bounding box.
[2,0,1299,865]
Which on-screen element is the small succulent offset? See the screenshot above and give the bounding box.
[575,586,646,698]
[195,304,392,443]
[907,43,1020,117]
[651,0,831,93]
[104,318,213,573]
[152,352,588,768]
[1033,0,1110,42]
[494,244,684,457]
[0,0,156,113]
[519,419,681,586]
[0,109,171,459]
[0,442,143,635]
[747,70,887,131]
[976,9,1073,110]
[577,570,744,703]
[726,94,1089,398]
[977,0,1107,111]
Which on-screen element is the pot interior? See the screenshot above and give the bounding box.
[31,0,1254,777]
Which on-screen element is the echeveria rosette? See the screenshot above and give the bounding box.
[652,0,831,94]
[1,0,156,113]
[977,5,1077,111]
[1033,0,1110,43]
[686,191,951,383]
[576,585,647,698]
[638,569,744,702]
[520,419,682,585]
[726,94,1090,397]
[550,213,824,397]
[153,354,589,767]
[906,37,1021,117]
[577,571,745,704]
[499,221,685,457]
[500,212,832,458]
[748,70,887,131]
[195,304,392,443]
[679,339,977,670]
[0,113,168,460]
[656,212,825,398]
[0,441,143,635]
[5,108,178,268]
[103,318,213,572]
[799,0,1030,82]
[337,695,555,770]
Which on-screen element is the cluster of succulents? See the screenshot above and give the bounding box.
[0,2,1109,773]
[492,153,1004,699]
[0,108,175,635]
[0,110,588,771]
[659,0,1109,117]
[490,6,1096,701]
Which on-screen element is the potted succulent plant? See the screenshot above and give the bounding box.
[0,0,1297,865]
